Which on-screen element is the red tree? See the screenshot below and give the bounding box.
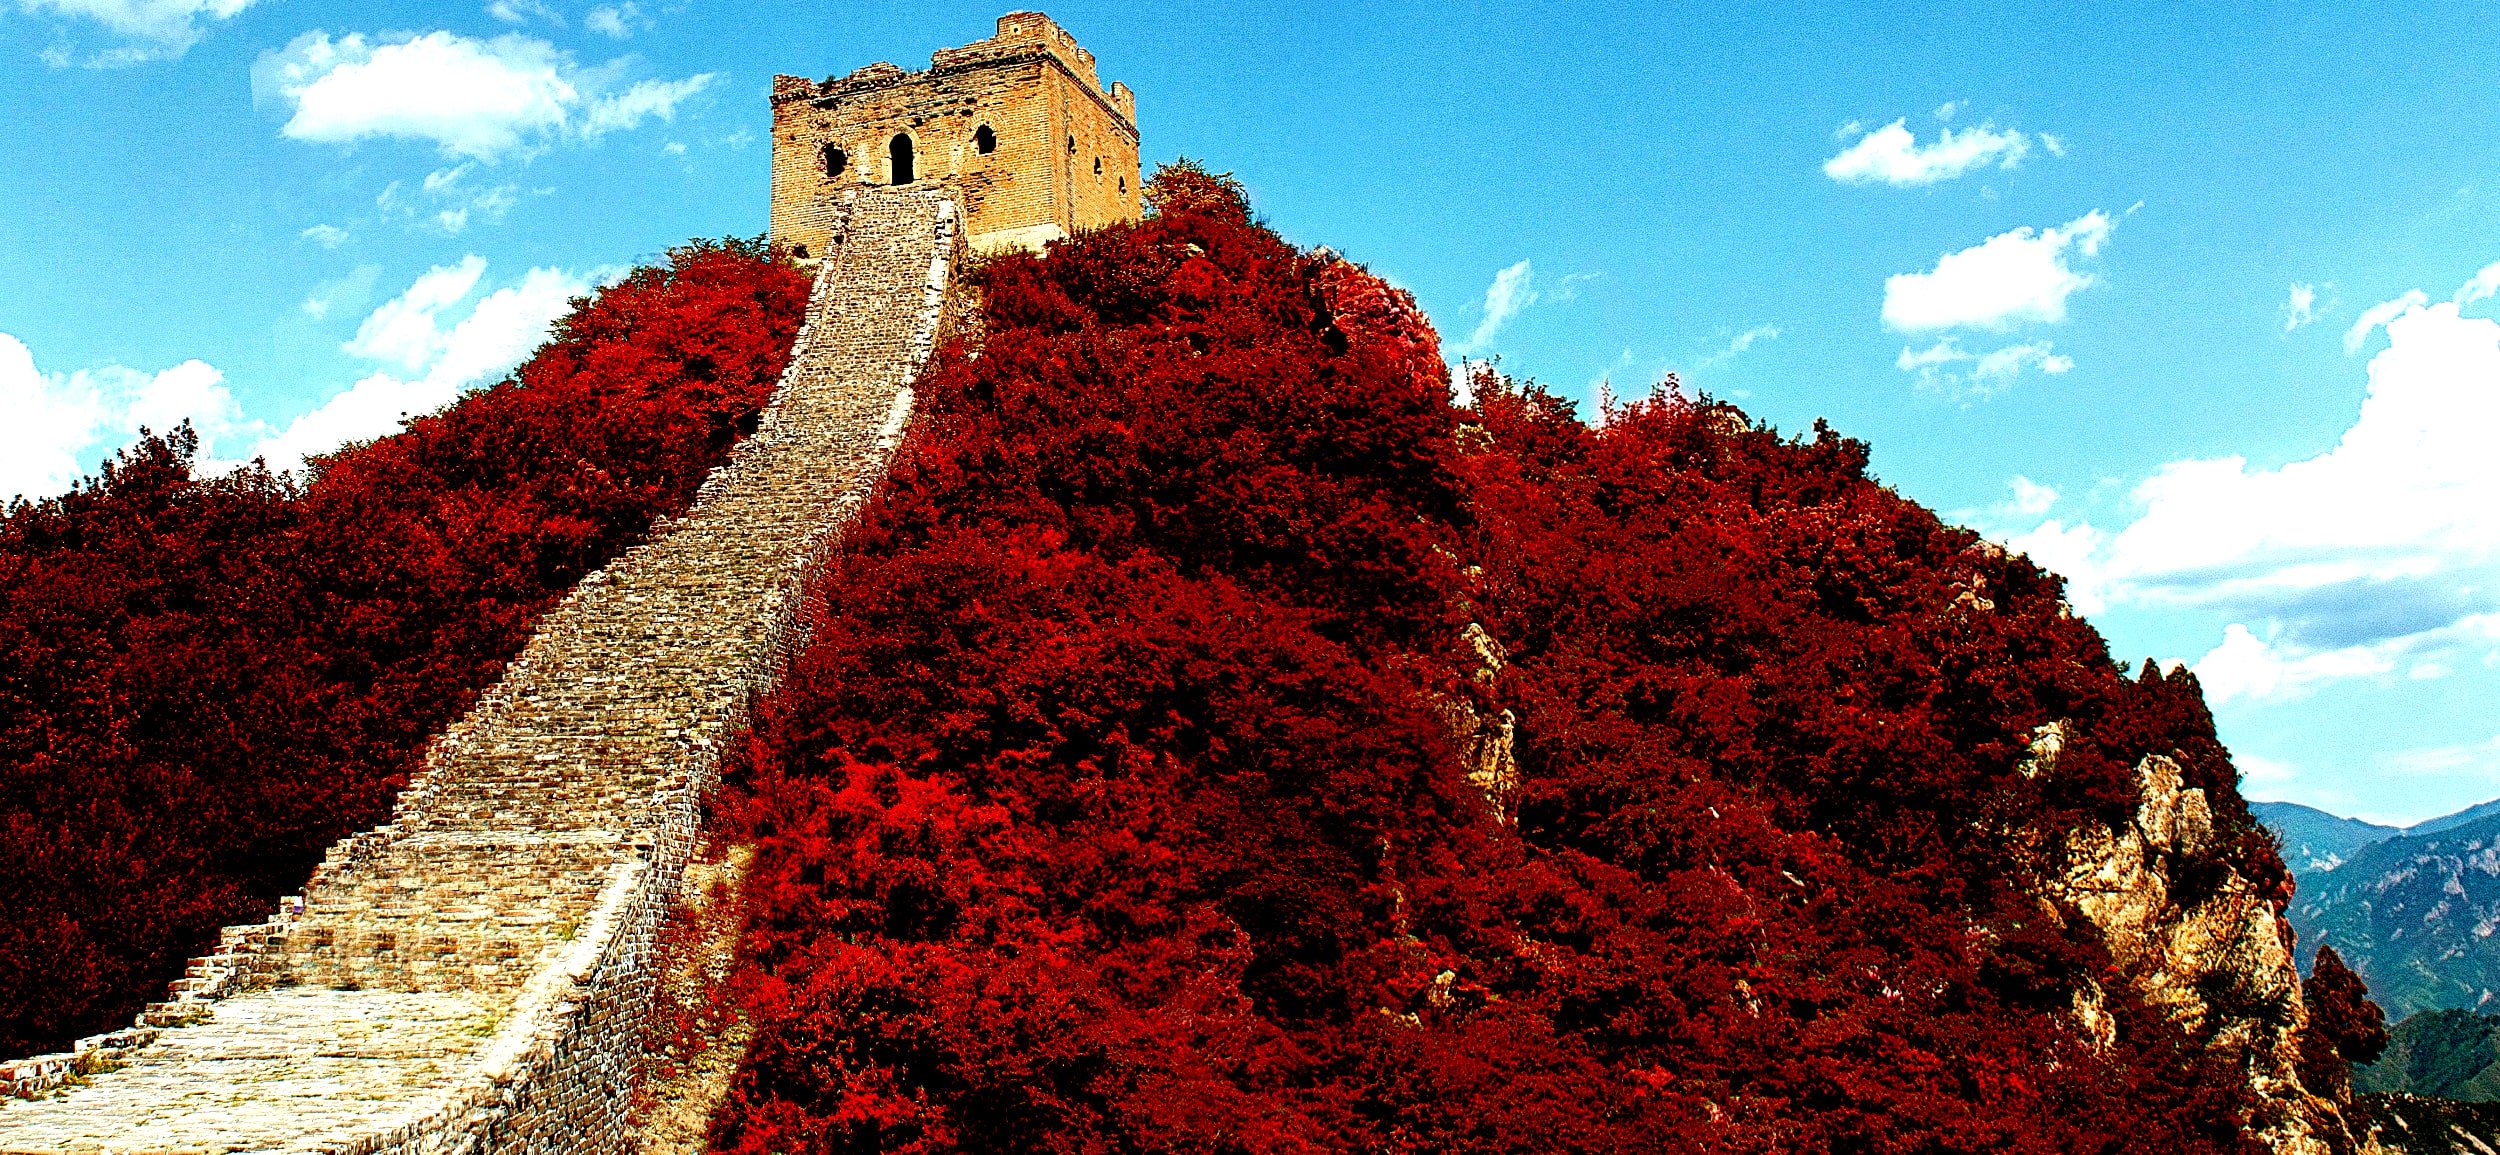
[708,164,2304,1153]
[0,237,809,1056]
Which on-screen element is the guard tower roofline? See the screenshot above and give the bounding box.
[770,12,1136,132]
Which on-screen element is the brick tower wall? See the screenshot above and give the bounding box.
[770,11,1141,258]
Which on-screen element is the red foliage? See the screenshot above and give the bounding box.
[711,166,2305,1152]
[0,237,809,1056]
[2301,945,2387,1094]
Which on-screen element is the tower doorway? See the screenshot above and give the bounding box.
[889,134,915,184]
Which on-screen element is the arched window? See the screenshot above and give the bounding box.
[888,133,914,184]
[1093,156,1102,175]
[822,144,847,180]
[1067,133,1076,153]
[973,124,996,155]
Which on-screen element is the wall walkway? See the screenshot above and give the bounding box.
[0,186,965,1155]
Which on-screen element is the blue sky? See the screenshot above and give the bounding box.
[6,0,2500,824]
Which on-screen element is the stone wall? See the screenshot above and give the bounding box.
[0,186,965,1154]
[770,10,1140,259]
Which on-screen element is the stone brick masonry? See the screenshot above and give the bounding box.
[0,186,966,1154]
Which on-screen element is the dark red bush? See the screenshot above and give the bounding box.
[0,237,809,1056]
[710,165,2306,1152]
[2302,945,2387,1094]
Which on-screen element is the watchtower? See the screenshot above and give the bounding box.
[770,12,1142,258]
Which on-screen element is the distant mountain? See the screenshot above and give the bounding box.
[2257,800,2402,876]
[2411,800,2500,839]
[2292,811,2500,1018]
[2358,1010,2500,1101]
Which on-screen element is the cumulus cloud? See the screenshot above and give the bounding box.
[1997,264,2500,702]
[1883,210,2111,332]
[2,258,590,500]
[19,0,258,63]
[2283,282,2318,332]
[2007,476,2058,516]
[261,258,585,469]
[0,333,260,500]
[1825,117,2034,187]
[256,30,712,160]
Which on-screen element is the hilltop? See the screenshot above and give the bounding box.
[0,166,2398,1152]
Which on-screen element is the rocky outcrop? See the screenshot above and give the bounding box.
[2038,729,2358,1153]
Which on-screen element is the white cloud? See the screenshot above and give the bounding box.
[300,223,350,249]
[2345,290,2427,354]
[485,0,560,24]
[2455,260,2500,308]
[2008,475,2058,516]
[0,258,587,498]
[2283,282,2317,332]
[19,0,258,63]
[261,260,585,470]
[346,256,485,370]
[379,163,525,234]
[584,1,643,37]
[2039,133,2066,157]
[1452,260,1537,355]
[1824,118,2034,188]
[256,30,710,160]
[581,74,712,138]
[1895,337,2072,398]
[1997,266,2500,699]
[1883,210,2112,332]
[0,333,262,501]
[1695,324,1779,369]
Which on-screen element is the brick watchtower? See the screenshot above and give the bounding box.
[770,11,1142,259]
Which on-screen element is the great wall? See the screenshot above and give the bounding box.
[0,185,964,1154]
[0,14,1141,1150]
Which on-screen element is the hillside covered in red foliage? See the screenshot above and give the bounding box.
[0,238,809,1056]
[706,167,2364,1152]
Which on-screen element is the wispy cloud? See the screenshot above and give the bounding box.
[20,0,260,65]
[1895,337,2072,399]
[2345,289,2427,354]
[584,2,646,38]
[1695,324,1780,369]
[2282,282,2318,332]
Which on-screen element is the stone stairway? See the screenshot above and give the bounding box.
[0,185,966,1155]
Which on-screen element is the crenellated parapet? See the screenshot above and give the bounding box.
[769,12,1141,259]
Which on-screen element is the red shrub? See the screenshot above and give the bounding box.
[0,237,809,1056]
[712,165,2306,1152]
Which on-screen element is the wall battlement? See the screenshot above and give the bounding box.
[769,11,1140,258]
[0,186,966,1154]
